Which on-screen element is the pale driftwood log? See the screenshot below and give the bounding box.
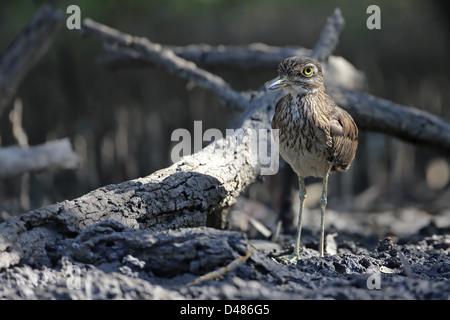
[0,5,63,117]
[0,138,81,179]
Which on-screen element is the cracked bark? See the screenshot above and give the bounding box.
[0,110,277,269]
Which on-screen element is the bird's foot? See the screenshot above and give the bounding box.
[279,252,299,264]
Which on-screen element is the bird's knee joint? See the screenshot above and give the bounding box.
[299,191,307,201]
[320,195,327,207]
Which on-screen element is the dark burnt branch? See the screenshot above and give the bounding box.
[85,8,364,92]
[327,87,450,155]
[98,43,366,91]
[95,9,349,87]
[100,42,309,70]
[81,18,250,111]
[0,5,63,117]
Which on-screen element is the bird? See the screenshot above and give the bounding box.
[267,56,358,260]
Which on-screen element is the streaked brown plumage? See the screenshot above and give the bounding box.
[268,56,357,260]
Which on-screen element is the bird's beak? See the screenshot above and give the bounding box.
[267,75,289,90]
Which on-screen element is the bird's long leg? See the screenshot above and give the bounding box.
[319,172,330,257]
[294,176,307,259]
[282,176,306,262]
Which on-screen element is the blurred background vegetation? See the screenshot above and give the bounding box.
[0,0,449,222]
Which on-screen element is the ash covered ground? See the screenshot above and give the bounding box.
[0,201,449,300]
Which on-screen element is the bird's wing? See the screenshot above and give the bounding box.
[327,98,358,171]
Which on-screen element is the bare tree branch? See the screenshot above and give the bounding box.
[95,8,345,71]
[81,18,250,111]
[327,87,450,155]
[96,42,366,91]
[311,8,345,62]
[0,5,63,117]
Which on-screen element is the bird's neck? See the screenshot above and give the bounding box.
[286,84,324,97]
[290,87,325,106]
[289,88,328,120]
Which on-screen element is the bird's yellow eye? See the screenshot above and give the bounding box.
[302,66,313,76]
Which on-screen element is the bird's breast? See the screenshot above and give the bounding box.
[277,130,332,178]
[272,95,332,178]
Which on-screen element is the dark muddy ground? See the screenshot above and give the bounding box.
[0,201,449,300]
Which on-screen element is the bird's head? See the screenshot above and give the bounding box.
[267,56,324,95]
